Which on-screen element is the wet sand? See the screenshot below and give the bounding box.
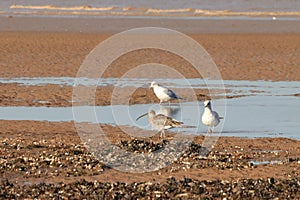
[0,83,211,106]
[1,15,300,33]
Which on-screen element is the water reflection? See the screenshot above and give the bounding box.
[156,105,180,117]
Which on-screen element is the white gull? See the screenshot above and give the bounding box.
[150,81,182,105]
[201,100,223,133]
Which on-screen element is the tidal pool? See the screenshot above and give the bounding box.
[1,95,299,140]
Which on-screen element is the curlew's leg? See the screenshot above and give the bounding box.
[160,129,165,138]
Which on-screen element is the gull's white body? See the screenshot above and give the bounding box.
[201,100,221,132]
[150,81,181,104]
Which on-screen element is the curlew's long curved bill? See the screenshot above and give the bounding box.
[136,113,148,121]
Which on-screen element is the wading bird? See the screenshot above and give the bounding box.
[202,100,223,133]
[136,110,183,138]
[150,81,182,105]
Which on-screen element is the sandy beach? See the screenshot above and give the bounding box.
[1,15,300,198]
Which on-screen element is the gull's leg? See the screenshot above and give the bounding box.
[208,127,212,134]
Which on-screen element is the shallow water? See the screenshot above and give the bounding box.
[1,96,299,140]
[2,0,299,12]
[249,160,285,166]
[1,77,300,97]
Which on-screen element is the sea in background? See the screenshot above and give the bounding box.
[1,0,300,33]
[1,0,300,18]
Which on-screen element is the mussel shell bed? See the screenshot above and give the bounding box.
[1,177,300,199]
[1,137,299,199]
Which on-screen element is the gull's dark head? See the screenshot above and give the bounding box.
[204,100,211,108]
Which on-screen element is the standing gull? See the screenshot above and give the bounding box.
[201,100,223,133]
[136,110,183,138]
[150,81,182,105]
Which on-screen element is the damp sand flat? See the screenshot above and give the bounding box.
[1,15,300,34]
[1,77,300,96]
[1,33,299,81]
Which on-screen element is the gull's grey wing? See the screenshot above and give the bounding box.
[164,88,181,99]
